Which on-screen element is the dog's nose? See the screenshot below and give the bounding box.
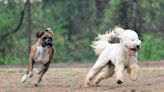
[136,45,140,48]
[46,38,52,42]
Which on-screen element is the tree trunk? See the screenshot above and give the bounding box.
[27,0,32,53]
[131,0,141,37]
[95,0,109,25]
[124,0,141,38]
[122,0,129,28]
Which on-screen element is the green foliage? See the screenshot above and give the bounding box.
[0,54,26,64]
[0,1,97,64]
[139,34,164,61]
[0,0,164,64]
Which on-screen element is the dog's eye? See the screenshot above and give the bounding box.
[43,37,47,40]
[49,37,52,40]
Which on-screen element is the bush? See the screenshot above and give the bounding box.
[0,54,26,64]
[139,34,164,61]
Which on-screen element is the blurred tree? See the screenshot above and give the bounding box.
[95,0,109,25]
[26,0,32,53]
[0,0,164,64]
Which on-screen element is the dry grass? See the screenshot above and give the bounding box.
[0,67,164,92]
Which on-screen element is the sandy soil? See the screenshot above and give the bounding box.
[0,63,164,92]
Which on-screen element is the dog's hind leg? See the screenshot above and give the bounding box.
[34,62,50,86]
[93,62,114,86]
[84,50,110,87]
[84,66,103,87]
[34,49,54,86]
[36,65,44,75]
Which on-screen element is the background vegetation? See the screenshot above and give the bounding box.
[0,0,164,64]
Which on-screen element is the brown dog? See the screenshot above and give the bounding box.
[21,27,55,86]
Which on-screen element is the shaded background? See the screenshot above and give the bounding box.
[0,0,164,64]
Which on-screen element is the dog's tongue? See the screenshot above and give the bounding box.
[46,46,50,48]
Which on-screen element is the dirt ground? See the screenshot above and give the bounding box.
[0,62,164,92]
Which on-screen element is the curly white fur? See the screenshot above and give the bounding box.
[84,27,141,87]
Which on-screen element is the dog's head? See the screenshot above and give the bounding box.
[120,29,141,53]
[36,27,54,48]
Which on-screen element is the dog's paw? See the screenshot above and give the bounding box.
[21,74,28,83]
[117,80,123,84]
[34,82,38,87]
[131,78,137,81]
[92,84,100,87]
[28,72,33,78]
[83,83,90,88]
[131,74,138,81]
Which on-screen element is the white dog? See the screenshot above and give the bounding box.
[84,27,141,87]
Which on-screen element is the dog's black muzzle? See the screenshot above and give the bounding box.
[42,37,53,48]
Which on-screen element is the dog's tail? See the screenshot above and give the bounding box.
[112,27,125,38]
[91,30,114,55]
[91,27,125,55]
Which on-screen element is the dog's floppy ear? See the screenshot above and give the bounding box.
[45,27,54,36]
[36,32,44,38]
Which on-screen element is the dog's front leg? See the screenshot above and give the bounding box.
[115,62,124,84]
[21,46,35,83]
[27,48,36,79]
[129,63,139,81]
[36,65,45,74]
[21,57,34,83]
[28,57,35,78]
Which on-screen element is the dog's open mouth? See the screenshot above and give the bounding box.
[45,45,51,48]
[42,42,52,48]
[130,48,137,52]
[45,44,52,48]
